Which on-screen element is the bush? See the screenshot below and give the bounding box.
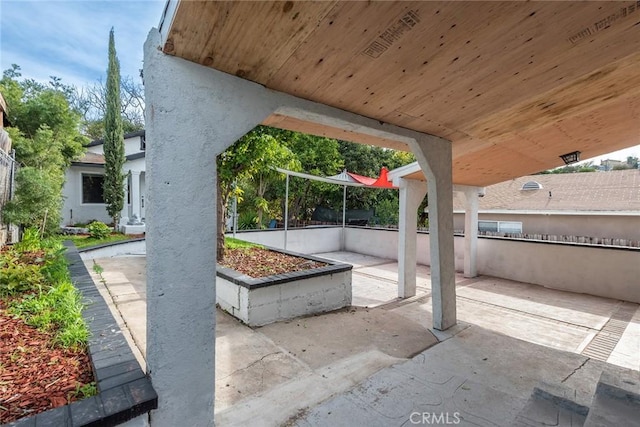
[87,221,111,239]
[2,233,91,349]
[0,251,44,297]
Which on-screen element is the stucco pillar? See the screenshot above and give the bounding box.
[410,135,456,330]
[395,177,427,298]
[463,187,481,278]
[130,170,141,221]
[144,30,278,427]
[121,172,130,221]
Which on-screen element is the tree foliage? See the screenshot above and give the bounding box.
[216,126,300,260]
[218,126,417,258]
[102,28,126,226]
[537,161,597,174]
[1,65,87,234]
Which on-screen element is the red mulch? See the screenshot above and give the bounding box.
[0,304,94,424]
[220,248,327,278]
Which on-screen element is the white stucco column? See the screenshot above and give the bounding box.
[463,189,478,278]
[453,185,484,278]
[120,172,130,221]
[395,177,427,298]
[463,187,482,278]
[410,136,456,330]
[130,170,141,221]
[144,30,278,427]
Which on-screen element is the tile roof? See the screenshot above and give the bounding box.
[74,152,106,165]
[453,169,640,212]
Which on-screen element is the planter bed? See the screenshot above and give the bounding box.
[7,243,157,426]
[216,248,352,327]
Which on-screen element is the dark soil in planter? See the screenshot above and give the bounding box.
[221,248,327,278]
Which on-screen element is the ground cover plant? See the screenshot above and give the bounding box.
[0,228,94,423]
[220,237,327,278]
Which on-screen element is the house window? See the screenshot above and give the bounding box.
[82,174,104,204]
[140,135,146,151]
[479,220,522,233]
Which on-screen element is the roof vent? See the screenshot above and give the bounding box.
[521,181,543,191]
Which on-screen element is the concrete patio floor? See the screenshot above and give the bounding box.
[84,250,640,426]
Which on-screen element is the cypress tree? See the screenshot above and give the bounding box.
[103,27,125,227]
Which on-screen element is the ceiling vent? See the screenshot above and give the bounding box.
[521,181,543,191]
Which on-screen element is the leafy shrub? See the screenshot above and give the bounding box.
[0,251,44,296]
[10,280,88,349]
[237,211,259,230]
[87,221,111,239]
[1,233,90,349]
[14,227,42,253]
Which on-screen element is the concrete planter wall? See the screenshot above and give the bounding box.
[216,248,352,327]
[232,227,640,304]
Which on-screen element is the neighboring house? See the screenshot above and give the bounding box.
[61,130,146,227]
[452,169,640,242]
[600,158,626,171]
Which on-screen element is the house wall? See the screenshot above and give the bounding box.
[232,227,640,303]
[62,136,146,226]
[87,135,144,157]
[61,165,112,226]
[453,212,640,241]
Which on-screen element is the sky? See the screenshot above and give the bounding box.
[0,1,638,164]
[0,0,165,88]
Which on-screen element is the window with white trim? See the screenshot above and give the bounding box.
[82,174,104,204]
[479,220,522,233]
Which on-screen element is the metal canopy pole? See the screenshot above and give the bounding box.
[232,180,238,238]
[342,184,346,250]
[284,173,289,250]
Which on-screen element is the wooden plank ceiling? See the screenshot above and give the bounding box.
[161,1,640,186]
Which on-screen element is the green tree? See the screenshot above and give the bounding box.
[537,161,596,174]
[1,65,87,234]
[273,131,344,225]
[102,28,125,226]
[217,126,300,260]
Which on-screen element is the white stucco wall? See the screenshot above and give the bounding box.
[61,136,146,226]
[476,238,640,303]
[61,166,112,226]
[226,227,342,253]
[235,227,639,303]
[344,227,466,272]
[124,136,144,157]
[86,135,144,156]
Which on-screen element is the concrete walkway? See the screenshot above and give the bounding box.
[83,250,640,426]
